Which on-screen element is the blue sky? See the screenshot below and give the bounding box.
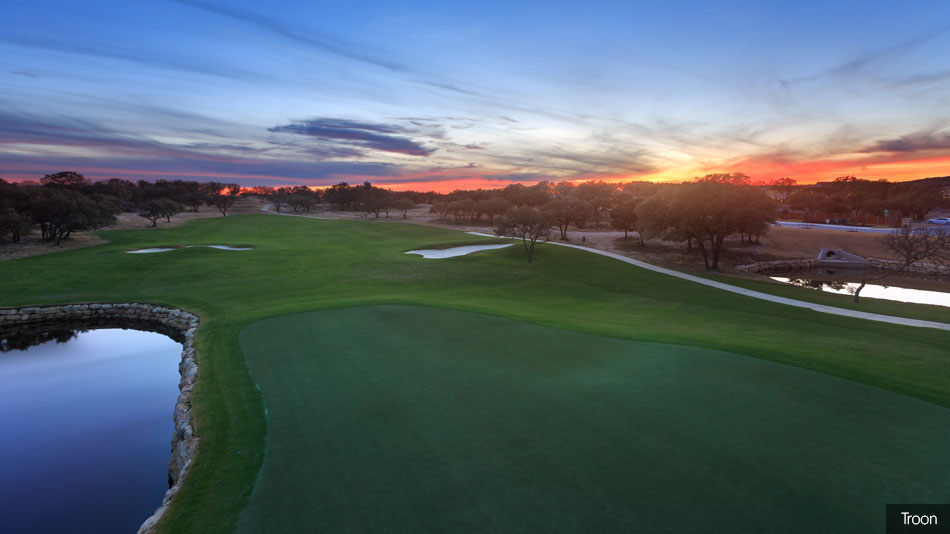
[2,0,949,190]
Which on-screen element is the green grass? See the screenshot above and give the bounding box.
[0,214,948,533]
[238,306,950,533]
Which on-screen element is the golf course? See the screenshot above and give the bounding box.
[2,213,949,533]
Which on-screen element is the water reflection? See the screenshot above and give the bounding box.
[770,275,950,307]
[0,325,181,533]
[0,318,183,353]
[0,327,77,352]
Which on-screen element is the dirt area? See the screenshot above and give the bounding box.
[757,227,896,260]
[0,198,265,262]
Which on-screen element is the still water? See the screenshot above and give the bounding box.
[0,327,181,533]
[769,269,950,308]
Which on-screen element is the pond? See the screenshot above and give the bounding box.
[0,325,182,533]
[768,268,950,307]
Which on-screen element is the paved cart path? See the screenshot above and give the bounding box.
[468,232,950,331]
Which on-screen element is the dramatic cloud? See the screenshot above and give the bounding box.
[861,131,950,153]
[268,118,436,157]
[0,151,401,186]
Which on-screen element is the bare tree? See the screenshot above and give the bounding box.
[853,226,949,302]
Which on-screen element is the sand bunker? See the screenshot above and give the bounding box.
[199,245,252,250]
[405,244,512,259]
[127,248,177,254]
[126,245,252,254]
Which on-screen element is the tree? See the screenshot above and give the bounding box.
[392,197,416,219]
[573,181,619,228]
[158,198,185,222]
[734,187,778,243]
[695,172,751,185]
[287,193,316,213]
[138,200,165,227]
[324,182,360,211]
[480,197,513,225]
[770,177,797,204]
[458,198,478,223]
[359,184,391,218]
[852,226,950,302]
[636,182,776,270]
[205,183,241,216]
[611,196,645,244]
[494,206,551,263]
[499,182,551,207]
[429,201,450,221]
[0,181,32,243]
[888,182,946,220]
[31,189,118,245]
[542,196,593,240]
[176,181,207,212]
[41,171,89,190]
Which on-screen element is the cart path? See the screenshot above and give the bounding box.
[467,232,950,331]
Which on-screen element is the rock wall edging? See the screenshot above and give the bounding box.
[0,303,199,534]
[736,257,949,275]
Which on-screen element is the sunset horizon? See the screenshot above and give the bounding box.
[3,1,949,193]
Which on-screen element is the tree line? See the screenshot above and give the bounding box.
[246,182,418,219]
[783,175,948,223]
[433,174,776,269]
[0,172,242,245]
[4,171,946,269]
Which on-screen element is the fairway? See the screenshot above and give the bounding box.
[1,214,949,533]
[238,306,950,533]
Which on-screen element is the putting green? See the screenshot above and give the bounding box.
[238,305,950,533]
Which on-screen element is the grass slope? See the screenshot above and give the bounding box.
[0,214,948,533]
[238,306,950,533]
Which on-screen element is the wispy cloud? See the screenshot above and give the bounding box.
[170,0,405,72]
[780,27,950,87]
[0,35,257,80]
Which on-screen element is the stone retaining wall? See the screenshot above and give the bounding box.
[737,257,949,275]
[735,258,818,273]
[0,303,199,534]
[865,258,950,275]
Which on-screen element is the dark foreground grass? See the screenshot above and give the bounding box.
[0,214,948,533]
[238,306,950,533]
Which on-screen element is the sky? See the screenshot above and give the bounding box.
[2,0,950,192]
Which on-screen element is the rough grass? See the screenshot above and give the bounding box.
[0,214,948,533]
[237,306,950,533]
